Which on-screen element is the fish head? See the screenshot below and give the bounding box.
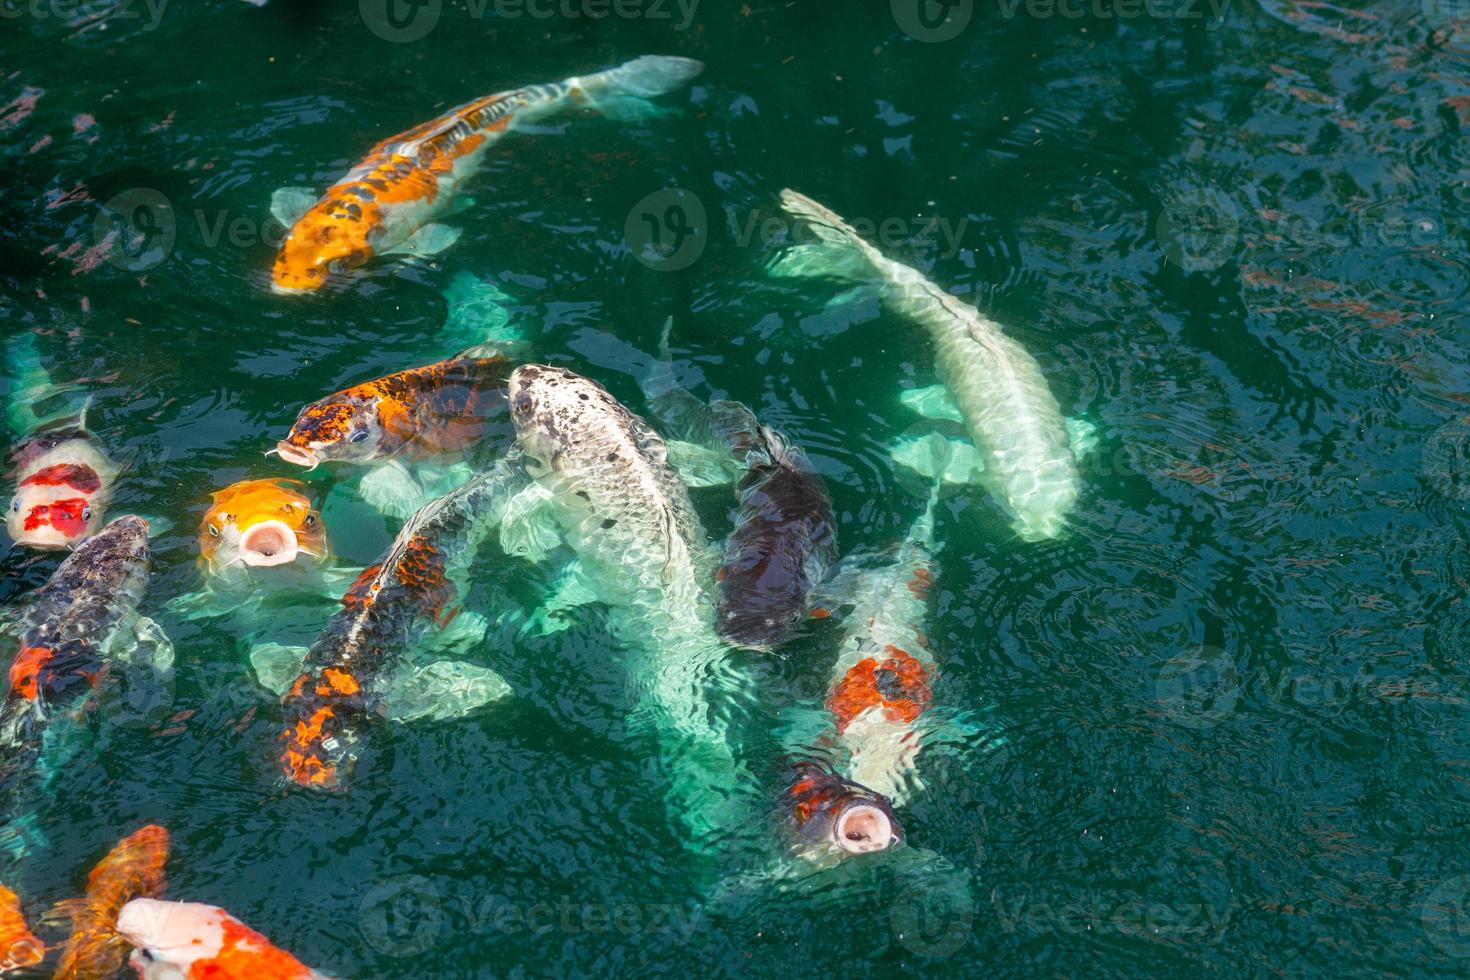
[200,478,326,570]
[270,204,372,294]
[276,386,388,467]
[508,364,618,469]
[783,760,904,857]
[7,490,100,548]
[117,899,226,974]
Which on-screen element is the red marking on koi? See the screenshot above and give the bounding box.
[827,646,933,733]
[20,463,100,493]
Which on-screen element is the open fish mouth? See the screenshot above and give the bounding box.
[835,803,898,854]
[239,520,299,567]
[273,441,319,468]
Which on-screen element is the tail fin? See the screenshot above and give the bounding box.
[4,334,87,437]
[574,55,703,120]
[768,189,883,283]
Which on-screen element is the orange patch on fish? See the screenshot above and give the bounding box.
[52,825,169,980]
[204,912,319,979]
[827,646,933,734]
[0,884,43,972]
[8,646,53,702]
[200,478,325,565]
[19,462,100,493]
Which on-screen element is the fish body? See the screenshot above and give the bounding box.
[710,406,836,651]
[0,885,42,974]
[507,364,751,851]
[275,353,510,469]
[278,469,510,789]
[199,479,325,571]
[270,55,703,293]
[0,516,151,756]
[7,420,116,550]
[52,825,169,980]
[823,501,939,804]
[118,899,328,980]
[782,760,903,860]
[774,189,1079,540]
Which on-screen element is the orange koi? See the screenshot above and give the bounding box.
[118,898,329,979]
[199,478,326,570]
[269,55,701,294]
[52,824,169,979]
[0,885,43,974]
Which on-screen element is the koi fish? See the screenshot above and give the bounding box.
[820,486,941,805]
[709,405,837,651]
[772,189,1092,541]
[273,349,512,470]
[782,760,903,860]
[0,516,166,768]
[52,824,170,979]
[277,467,515,790]
[118,898,330,979]
[269,55,703,294]
[199,478,326,571]
[0,885,42,974]
[6,412,116,550]
[508,364,755,851]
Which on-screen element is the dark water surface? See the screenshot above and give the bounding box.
[3,0,1470,976]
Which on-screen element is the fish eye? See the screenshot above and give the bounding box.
[304,513,316,526]
[207,524,220,538]
[327,258,348,274]
[9,500,17,513]
[82,506,92,520]
[348,429,370,444]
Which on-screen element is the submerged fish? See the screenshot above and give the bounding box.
[781,760,903,860]
[200,478,326,571]
[772,189,1085,541]
[709,405,836,651]
[821,489,941,805]
[118,898,329,979]
[273,349,511,470]
[277,467,515,790]
[52,824,169,980]
[0,885,42,974]
[269,55,703,293]
[0,516,163,762]
[6,412,116,550]
[507,364,753,851]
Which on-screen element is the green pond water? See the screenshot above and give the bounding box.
[3,0,1470,976]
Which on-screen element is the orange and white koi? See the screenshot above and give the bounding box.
[199,478,326,571]
[278,466,514,789]
[6,413,116,550]
[0,885,43,974]
[117,898,330,979]
[52,824,169,980]
[274,349,512,470]
[269,55,702,294]
[819,490,941,806]
[1,517,154,770]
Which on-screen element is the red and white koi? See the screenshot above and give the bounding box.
[269,55,702,294]
[118,898,330,979]
[7,413,116,550]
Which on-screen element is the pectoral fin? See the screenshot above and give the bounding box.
[899,384,965,423]
[358,461,434,520]
[523,560,602,637]
[270,186,318,228]
[424,610,490,655]
[382,660,512,723]
[667,439,743,487]
[499,482,562,562]
[1067,416,1099,459]
[249,643,310,696]
[381,222,462,258]
[891,432,986,485]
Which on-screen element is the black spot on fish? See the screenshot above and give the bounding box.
[575,491,590,501]
[601,518,616,529]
